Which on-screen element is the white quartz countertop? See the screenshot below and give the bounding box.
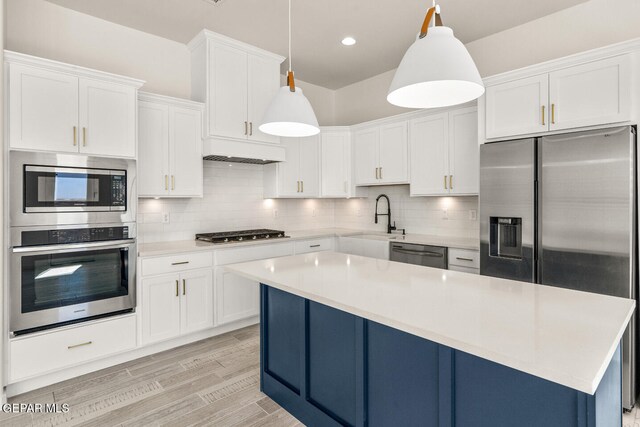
[138,228,479,257]
[225,251,634,395]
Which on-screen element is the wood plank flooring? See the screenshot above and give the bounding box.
[1,325,303,427]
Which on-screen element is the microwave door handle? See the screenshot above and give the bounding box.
[12,239,136,254]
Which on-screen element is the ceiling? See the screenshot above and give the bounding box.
[44,0,589,89]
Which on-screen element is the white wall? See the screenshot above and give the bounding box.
[138,162,337,244]
[333,0,640,125]
[6,0,191,98]
[334,186,478,239]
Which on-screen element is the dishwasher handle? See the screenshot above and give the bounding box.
[391,247,444,257]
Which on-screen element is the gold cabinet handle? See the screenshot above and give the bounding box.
[171,175,175,191]
[83,127,87,146]
[380,167,383,180]
[449,175,453,190]
[68,341,92,350]
[375,168,378,179]
[249,122,253,136]
[244,121,248,135]
[551,103,556,124]
[182,279,186,295]
[73,126,77,146]
[301,181,304,193]
[541,105,546,126]
[297,181,300,193]
[176,280,179,297]
[165,175,169,191]
[444,175,447,190]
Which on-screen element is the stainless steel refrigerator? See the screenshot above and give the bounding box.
[480,126,638,409]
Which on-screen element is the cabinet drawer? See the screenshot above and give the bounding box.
[10,315,136,382]
[215,242,294,266]
[295,238,334,254]
[448,248,480,269]
[142,251,213,276]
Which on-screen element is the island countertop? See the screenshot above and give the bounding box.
[225,251,635,395]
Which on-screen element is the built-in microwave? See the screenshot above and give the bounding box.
[10,151,136,226]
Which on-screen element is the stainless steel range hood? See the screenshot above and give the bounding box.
[202,137,286,164]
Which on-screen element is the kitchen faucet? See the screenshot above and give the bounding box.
[375,194,397,234]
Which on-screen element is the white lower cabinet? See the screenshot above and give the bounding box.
[141,268,213,345]
[448,248,480,275]
[9,315,137,382]
[337,237,390,260]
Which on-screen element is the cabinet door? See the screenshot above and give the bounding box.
[180,269,213,334]
[485,75,548,139]
[409,114,449,196]
[298,135,320,197]
[208,41,248,140]
[169,106,203,197]
[9,64,79,153]
[378,122,409,184]
[549,55,631,131]
[138,101,170,197]
[278,138,302,197]
[353,129,379,185]
[141,275,181,345]
[248,54,281,144]
[320,131,350,197]
[78,78,136,158]
[449,107,479,195]
[214,267,260,326]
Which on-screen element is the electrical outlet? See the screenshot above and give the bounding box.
[469,210,477,221]
[273,209,279,218]
[162,212,170,224]
[442,209,448,220]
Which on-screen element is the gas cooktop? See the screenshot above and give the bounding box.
[195,229,288,244]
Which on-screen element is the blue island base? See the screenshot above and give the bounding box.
[260,284,622,427]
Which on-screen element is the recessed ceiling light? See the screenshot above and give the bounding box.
[341,37,356,46]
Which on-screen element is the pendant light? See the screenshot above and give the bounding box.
[259,0,320,137]
[388,3,484,109]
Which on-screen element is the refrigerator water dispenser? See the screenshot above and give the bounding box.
[489,217,522,259]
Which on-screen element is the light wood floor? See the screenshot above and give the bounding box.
[1,324,303,427]
[624,403,640,426]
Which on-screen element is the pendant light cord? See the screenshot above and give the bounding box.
[288,0,292,72]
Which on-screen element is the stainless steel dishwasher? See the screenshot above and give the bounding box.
[390,242,447,269]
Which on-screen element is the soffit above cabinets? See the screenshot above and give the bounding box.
[43,0,588,89]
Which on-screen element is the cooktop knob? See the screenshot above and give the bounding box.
[224,238,229,242]
[252,235,257,240]
[265,235,270,238]
[278,234,282,237]
[238,237,243,241]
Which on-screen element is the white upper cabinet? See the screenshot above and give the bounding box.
[353,128,379,185]
[448,107,479,195]
[485,75,548,139]
[264,135,320,198]
[410,113,449,196]
[189,31,284,144]
[354,123,408,186]
[549,55,631,131]
[410,107,478,196]
[484,54,632,140]
[78,78,136,158]
[378,122,409,184]
[248,54,281,144]
[138,92,204,198]
[6,51,143,158]
[320,129,351,198]
[8,64,79,153]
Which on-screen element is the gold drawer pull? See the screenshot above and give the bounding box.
[171,261,189,266]
[83,127,87,146]
[73,126,77,146]
[541,105,546,126]
[68,341,92,350]
[551,103,556,124]
[165,175,169,190]
[444,175,447,190]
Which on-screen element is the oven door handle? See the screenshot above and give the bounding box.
[12,239,136,254]
[391,248,444,257]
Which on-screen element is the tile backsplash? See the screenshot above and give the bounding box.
[138,161,479,244]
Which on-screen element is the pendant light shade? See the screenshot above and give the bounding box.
[388,6,484,109]
[260,84,320,137]
[259,0,320,137]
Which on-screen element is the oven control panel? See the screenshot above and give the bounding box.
[21,226,129,246]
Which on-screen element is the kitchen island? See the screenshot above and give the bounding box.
[226,251,635,426]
